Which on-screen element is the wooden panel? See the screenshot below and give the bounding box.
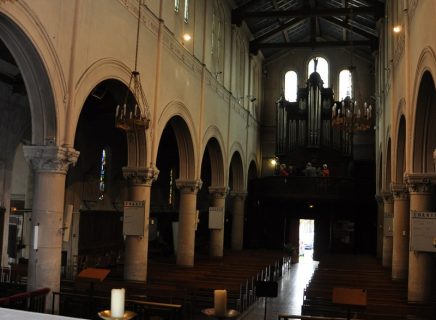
[332,287,367,306]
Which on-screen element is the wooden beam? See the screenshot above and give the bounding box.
[239,6,377,19]
[251,39,374,51]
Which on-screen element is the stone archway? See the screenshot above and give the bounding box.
[156,115,199,266]
[412,71,436,173]
[200,137,226,257]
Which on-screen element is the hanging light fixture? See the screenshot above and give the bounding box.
[115,0,150,131]
[331,10,373,132]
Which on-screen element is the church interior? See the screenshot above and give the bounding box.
[0,0,435,319]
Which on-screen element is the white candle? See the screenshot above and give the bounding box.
[214,289,227,317]
[111,288,125,318]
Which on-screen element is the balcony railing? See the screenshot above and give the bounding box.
[250,176,356,201]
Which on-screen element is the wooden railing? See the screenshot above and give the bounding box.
[0,287,50,313]
[250,176,356,201]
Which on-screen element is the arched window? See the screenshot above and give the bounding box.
[284,70,298,102]
[339,69,353,100]
[184,0,189,22]
[99,148,108,200]
[308,57,329,87]
[211,1,225,77]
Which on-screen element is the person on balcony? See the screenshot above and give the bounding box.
[303,162,317,177]
[279,164,289,176]
[322,164,330,177]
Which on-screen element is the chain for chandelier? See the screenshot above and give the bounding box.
[115,0,151,130]
[331,4,373,132]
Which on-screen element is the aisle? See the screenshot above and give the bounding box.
[239,256,318,319]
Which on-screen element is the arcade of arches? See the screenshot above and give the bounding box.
[0,0,435,314]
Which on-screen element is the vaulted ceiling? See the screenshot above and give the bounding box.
[232,0,385,60]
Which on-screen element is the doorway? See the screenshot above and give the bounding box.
[299,219,314,261]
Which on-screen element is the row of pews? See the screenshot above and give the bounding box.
[57,250,291,319]
[301,255,436,320]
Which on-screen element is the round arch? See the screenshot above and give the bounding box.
[157,109,197,180]
[202,126,226,186]
[412,71,436,173]
[229,150,244,193]
[74,60,151,167]
[395,115,406,182]
[385,138,392,191]
[0,12,57,145]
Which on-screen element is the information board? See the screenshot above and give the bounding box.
[123,201,145,236]
[410,211,436,252]
[383,212,393,237]
[209,207,224,229]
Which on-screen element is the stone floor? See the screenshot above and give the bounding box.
[238,252,318,320]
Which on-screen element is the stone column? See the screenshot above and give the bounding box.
[391,183,410,280]
[231,192,247,251]
[23,146,79,312]
[208,186,228,258]
[375,194,384,259]
[381,192,393,267]
[122,166,159,281]
[405,173,436,303]
[175,179,202,267]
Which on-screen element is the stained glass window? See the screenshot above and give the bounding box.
[99,148,106,200]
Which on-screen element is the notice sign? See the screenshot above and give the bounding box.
[123,201,145,236]
[209,207,224,229]
[383,212,393,237]
[410,211,436,252]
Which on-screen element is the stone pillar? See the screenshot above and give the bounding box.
[405,173,436,303]
[381,192,393,267]
[375,194,384,259]
[175,179,202,267]
[231,192,247,251]
[23,146,79,312]
[122,166,159,281]
[391,183,410,280]
[208,186,228,258]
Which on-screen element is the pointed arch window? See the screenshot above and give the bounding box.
[174,0,180,12]
[339,69,353,100]
[284,70,298,102]
[308,57,329,87]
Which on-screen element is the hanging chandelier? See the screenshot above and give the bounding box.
[115,0,150,131]
[331,95,373,132]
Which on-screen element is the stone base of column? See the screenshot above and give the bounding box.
[124,236,148,281]
[210,229,224,257]
[408,251,434,302]
[382,236,393,267]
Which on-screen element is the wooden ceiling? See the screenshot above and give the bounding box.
[232,0,385,59]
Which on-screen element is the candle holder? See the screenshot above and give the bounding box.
[201,308,240,320]
[98,310,137,320]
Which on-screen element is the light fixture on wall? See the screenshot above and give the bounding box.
[393,25,402,33]
[115,0,150,131]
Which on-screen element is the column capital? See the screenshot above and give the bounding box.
[208,186,229,199]
[23,145,79,174]
[176,179,203,194]
[381,191,393,204]
[230,191,247,201]
[123,166,159,186]
[391,182,409,200]
[374,194,384,205]
[405,173,436,193]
